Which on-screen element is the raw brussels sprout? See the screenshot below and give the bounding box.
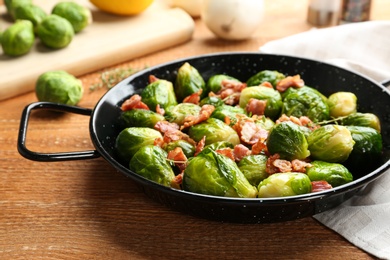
[211,104,246,125]
[115,127,162,162]
[339,112,381,133]
[206,74,241,93]
[183,149,257,198]
[164,103,201,125]
[199,96,224,107]
[141,79,178,112]
[344,126,383,173]
[327,91,357,118]
[164,140,195,158]
[120,109,164,128]
[188,118,240,146]
[129,145,178,189]
[306,161,353,187]
[37,14,74,49]
[307,124,355,163]
[1,20,34,56]
[282,86,330,122]
[258,172,312,198]
[246,70,285,87]
[239,85,283,119]
[14,4,47,32]
[35,70,83,105]
[267,121,311,160]
[237,154,268,186]
[52,1,92,33]
[174,62,206,102]
[4,0,32,19]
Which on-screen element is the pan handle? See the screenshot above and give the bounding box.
[17,102,100,162]
[381,78,390,88]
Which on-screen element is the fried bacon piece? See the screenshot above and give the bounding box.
[167,147,188,172]
[266,154,281,175]
[233,144,251,162]
[183,89,202,104]
[181,104,215,130]
[246,98,267,116]
[194,136,206,156]
[172,172,183,188]
[273,159,292,173]
[233,115,269,145]
[311,181,333,193]
[154,121,196,146]
[216,148,235,161]
[209,79,247,105]
[156,104,165,116]
[120,94,149,111]
[251,140,268,155]
[266,154,312,174]
[259,81,273,88]
[149,75,159,83]
[276,114,319,130]
[291,159,312,173]
[276,75,304,92]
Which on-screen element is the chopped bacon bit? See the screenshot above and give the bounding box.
[216,148,235,161]
[224,116,231,126]
[155,121,179,132]
[266,154,281,175]
[209,79,247,105]
[311,181,333,193]
[181,104,215,130]
[276,75,304,92]
[246,98,267,116]
[276,114,319,130]
[291,159,312,173]
[149,75,159,83]
[156,104,165,116]
[183,89,202,104]
[221,79,247,92]
[273,159,292,173]
[251,140,268,155]
[233,116,269,145]
[194,136,206,156]
[167,147,188,172]
[154,137,165,148]
[260,81,273,88]
[171,172,183,189]
[154,120,196,146]
[121,94,150,111]
[233,144,251,162]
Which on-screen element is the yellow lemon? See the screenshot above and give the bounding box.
[89,0,154,16]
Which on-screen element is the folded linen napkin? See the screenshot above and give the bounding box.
[259,21,390,259]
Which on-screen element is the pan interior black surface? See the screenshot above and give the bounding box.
[90,52,390,223]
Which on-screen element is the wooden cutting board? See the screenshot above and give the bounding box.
[0,0,194,101]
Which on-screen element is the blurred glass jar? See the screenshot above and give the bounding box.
[201,0,264,40]
[340,0,372,23]
[307,0,341,26]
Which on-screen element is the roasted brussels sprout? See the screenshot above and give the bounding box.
[254,115,275,131]
[37,14,74,49]
[141,79,178,112]
[35,70,83,105]
[183,149,257,198]
[267,121,311,160]
[115,127,162,162]
[1,20,34,56]
[339,112,381,133]
[211,104,246,125]
[246,70,285,87]
[237,154,268,186]
[52,1,92,33]
[188,118,240,146]
[174,62,206,102]
[239,85,283,119]
[129,145,178,189]
[307,124,354,163]
[306,161,353,187]
[164,103,201,125]
[199,96,224,107]
[327,91,357,118]
[120,109,164,129]
[14,4,47,32]
[164,140,196,158]
[4,0,32,19]
[258,172,312,198]
[206,74,241,93]
[282,86,329,122]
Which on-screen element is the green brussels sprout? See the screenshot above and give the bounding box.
[164,103,201,125]
[188,118,240,146]
[129,145,177,188]
[267,121,311,160]
[120,109,164,128]
[52,1,92,33]
[258,172,312,198]
[141,79,178,112]
[164,140,195,158]
[239,85,283,119]
[14,4,47,32]
[254,116,275,131]
[115,127,162,163]
[37,14,74,49]
[306,161,353,187]
[344,126,383,174]
[197,141,234,156]
[282,86,330,122]
[4,0,32,19]
[206,74,241,93]
[35,70,83,105]
[211,104,246,125]
[307,124,355,163]
[339,112,381,133]
[199,96,224,107]
[246,70,285,87]
[1,20,34,56]
[174,62,206,102]
[237,154,268,186]
[327,92,357,118]
[183,149,257,198]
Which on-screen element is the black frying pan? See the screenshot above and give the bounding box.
[18,52,390,223]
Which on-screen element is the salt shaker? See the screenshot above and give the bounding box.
[340,0,372,23]
[307,0,341,27]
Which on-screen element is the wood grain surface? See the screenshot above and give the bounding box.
[1,0,389,259]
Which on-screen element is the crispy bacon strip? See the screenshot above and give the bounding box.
[233,144,251,162]
[154,121,196,146]
[209,79,247,105]
[181,104,215,130]
[167,147,187,172]
[121,94,149,111]
[251,140,267,155]
[183,89,202,104]
[311,181,333,193]
[233,115,269,146]
[216,148,235,161]
[266,154,281,175]
[276,75,304,92]
[194,136,206,156]
[246,98,267,116]
[273,159,292,173]
[291,159,312,173]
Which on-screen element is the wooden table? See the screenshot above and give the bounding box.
[1,0,389,259]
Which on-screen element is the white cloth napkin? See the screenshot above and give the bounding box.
[259,21,390,259]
